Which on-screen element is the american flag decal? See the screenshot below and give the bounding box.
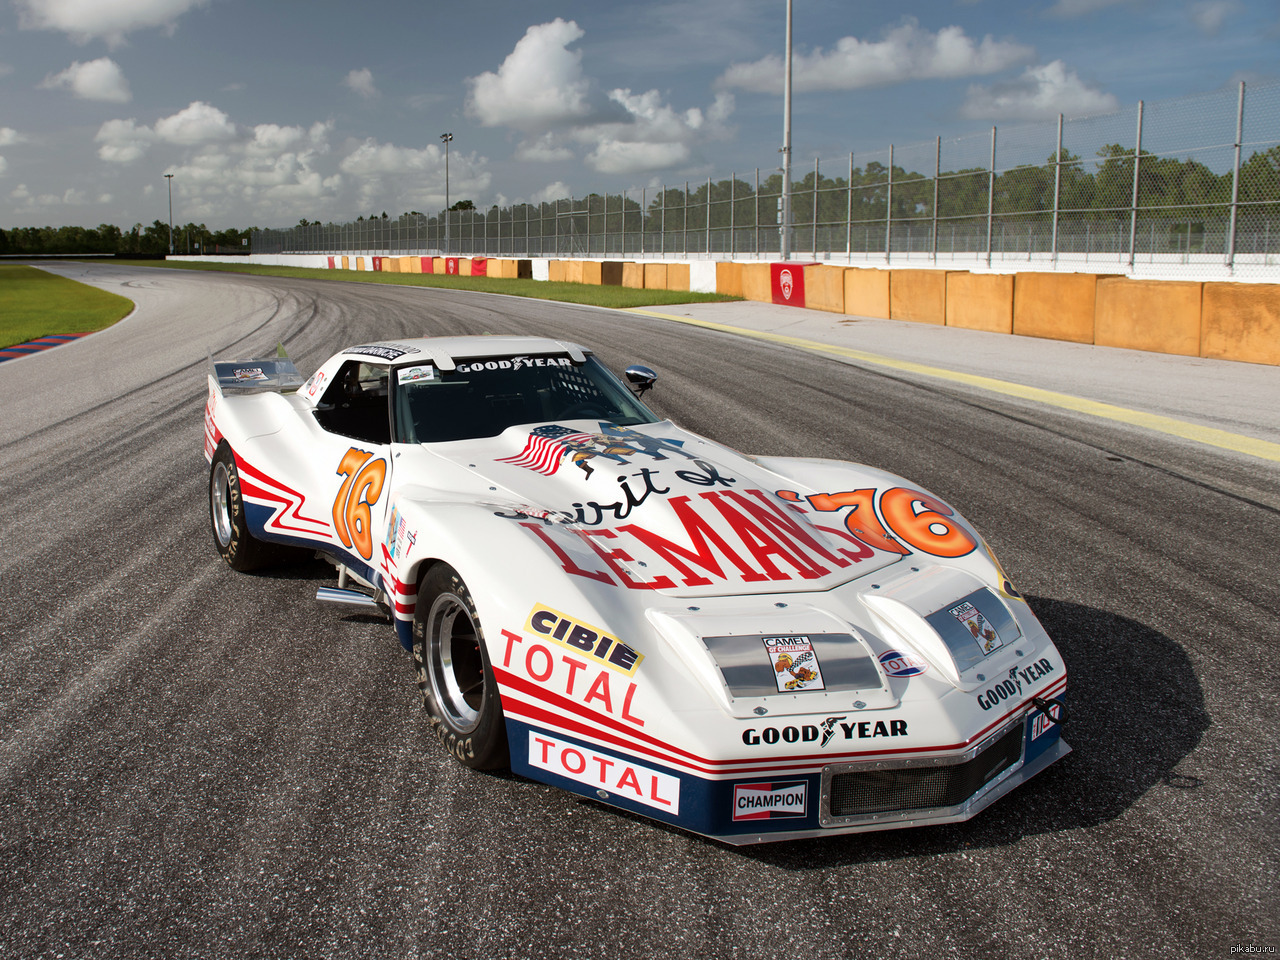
[497,425,593,475]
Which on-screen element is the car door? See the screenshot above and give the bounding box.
[309,359,395,583]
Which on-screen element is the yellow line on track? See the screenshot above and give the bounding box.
[626,308,1280,464]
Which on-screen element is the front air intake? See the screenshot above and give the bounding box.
[822,721,1025,823]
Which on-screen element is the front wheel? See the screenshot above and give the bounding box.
[413,563,508,770]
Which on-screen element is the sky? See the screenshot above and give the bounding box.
[1,0,1278,231]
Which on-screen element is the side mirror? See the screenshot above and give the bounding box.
[625,364,657,397]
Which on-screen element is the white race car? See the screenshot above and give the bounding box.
[204,335,1069,844]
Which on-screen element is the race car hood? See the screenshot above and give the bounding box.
[407,419,907,598]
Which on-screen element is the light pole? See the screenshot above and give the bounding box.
[164,173,174,255]
[780,0,793,260]
[440,132,453,253]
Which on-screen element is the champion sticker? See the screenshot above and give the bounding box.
[732,780,808,821]
[232,367,268,381]
[949,600,1004,655]
[763,636,825,692]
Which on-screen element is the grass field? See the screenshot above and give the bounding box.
[108,258,739,309]
[0,265,135,348]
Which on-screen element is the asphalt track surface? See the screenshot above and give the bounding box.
[1,263,1276,960]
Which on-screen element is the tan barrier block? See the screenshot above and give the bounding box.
[802,265,845,314]
[549,260,568,283]
[564,260,584,284]
[408,257,422,274]
[400,257,413,273]
[457,259,472,276]
[843,268,889,318]
[488,259,515,279]
[716,262,743,298]
[889,270,947,324]
[945,272,1013,334]
[622,263,645,288]
[1095,278,1202,356]
[601,262,624,286]
[1201,282,1280,366]
[355,257,365,271]
[1013,273,1099,343]
[433,258,445,274]
[666,263,690,292]
[384,257,400,274]
[644,263,668,290]
[741,263,773,302]
[582,261,603,285]
[341,256,349,270]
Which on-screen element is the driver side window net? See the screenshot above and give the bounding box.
[314,360,391,444]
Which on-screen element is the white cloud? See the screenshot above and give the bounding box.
[0,157,7,176]
[247,123,306,157]
[530,181,572,205]
[344,68,378,99]
[1190,0,1243,35]
[961,61,1119,120]
[718,18,1033,93]
[586,140,691,176]
[514,134,574,163]
[155,101,236,144]
[468,19,593,131]
[95,117,155,162]
[339,137,491,211]
[0,128,27,146]
[14,0,210,46]
[39,58,131,103]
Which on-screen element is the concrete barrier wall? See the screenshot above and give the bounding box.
[946,272,1013,334]
[890,270,948,325]
[803,265,846,314]
[1095,278,1203,356]
[171,253,1280,366]
[1201,282,1280,365]
[843,268,889,319]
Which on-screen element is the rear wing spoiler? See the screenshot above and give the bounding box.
[208,344,305,396]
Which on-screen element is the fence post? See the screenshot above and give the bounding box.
[885,144,894,262]
[1128,100,1144,269]
[661,186,666,257]
[707,175,713,257]
[932,136,941,263]
[641,187,646,257]
[1052,114,1063,266]
[1227,81,1245,270]
[684,181,689,256]
[730,173,736,257]
[846,153,854,261]
[813,156,820,258]
[755,168,760,256]
[986,126,997,267]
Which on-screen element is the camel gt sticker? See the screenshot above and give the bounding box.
[763,636,825,692]
[949,601,1004,655]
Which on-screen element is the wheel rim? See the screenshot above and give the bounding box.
[427,592,484,732]
[211,461,233,547]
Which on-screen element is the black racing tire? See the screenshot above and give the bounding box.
[209,441,286,572]
[413,563,509,770]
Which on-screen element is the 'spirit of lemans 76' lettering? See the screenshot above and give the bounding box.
[528,732,679,813]
[742,717,907,746]
[976,658,1056,710]
[520,488,877,590]
[525,603,643,675]
[501,629,645,727]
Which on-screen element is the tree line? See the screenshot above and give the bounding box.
[0,220,251,256]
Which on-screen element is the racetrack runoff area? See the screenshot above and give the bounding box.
[172,252,1280,368]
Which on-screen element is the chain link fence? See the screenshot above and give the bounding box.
[254,79,1280,279]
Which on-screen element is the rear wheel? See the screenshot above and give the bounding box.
[209,442,286,572]
[413,563,508,770]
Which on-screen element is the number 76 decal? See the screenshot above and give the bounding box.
[777,487,977,558]
[333,447,387,560]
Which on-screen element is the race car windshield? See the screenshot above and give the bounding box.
[393,354,659,443]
